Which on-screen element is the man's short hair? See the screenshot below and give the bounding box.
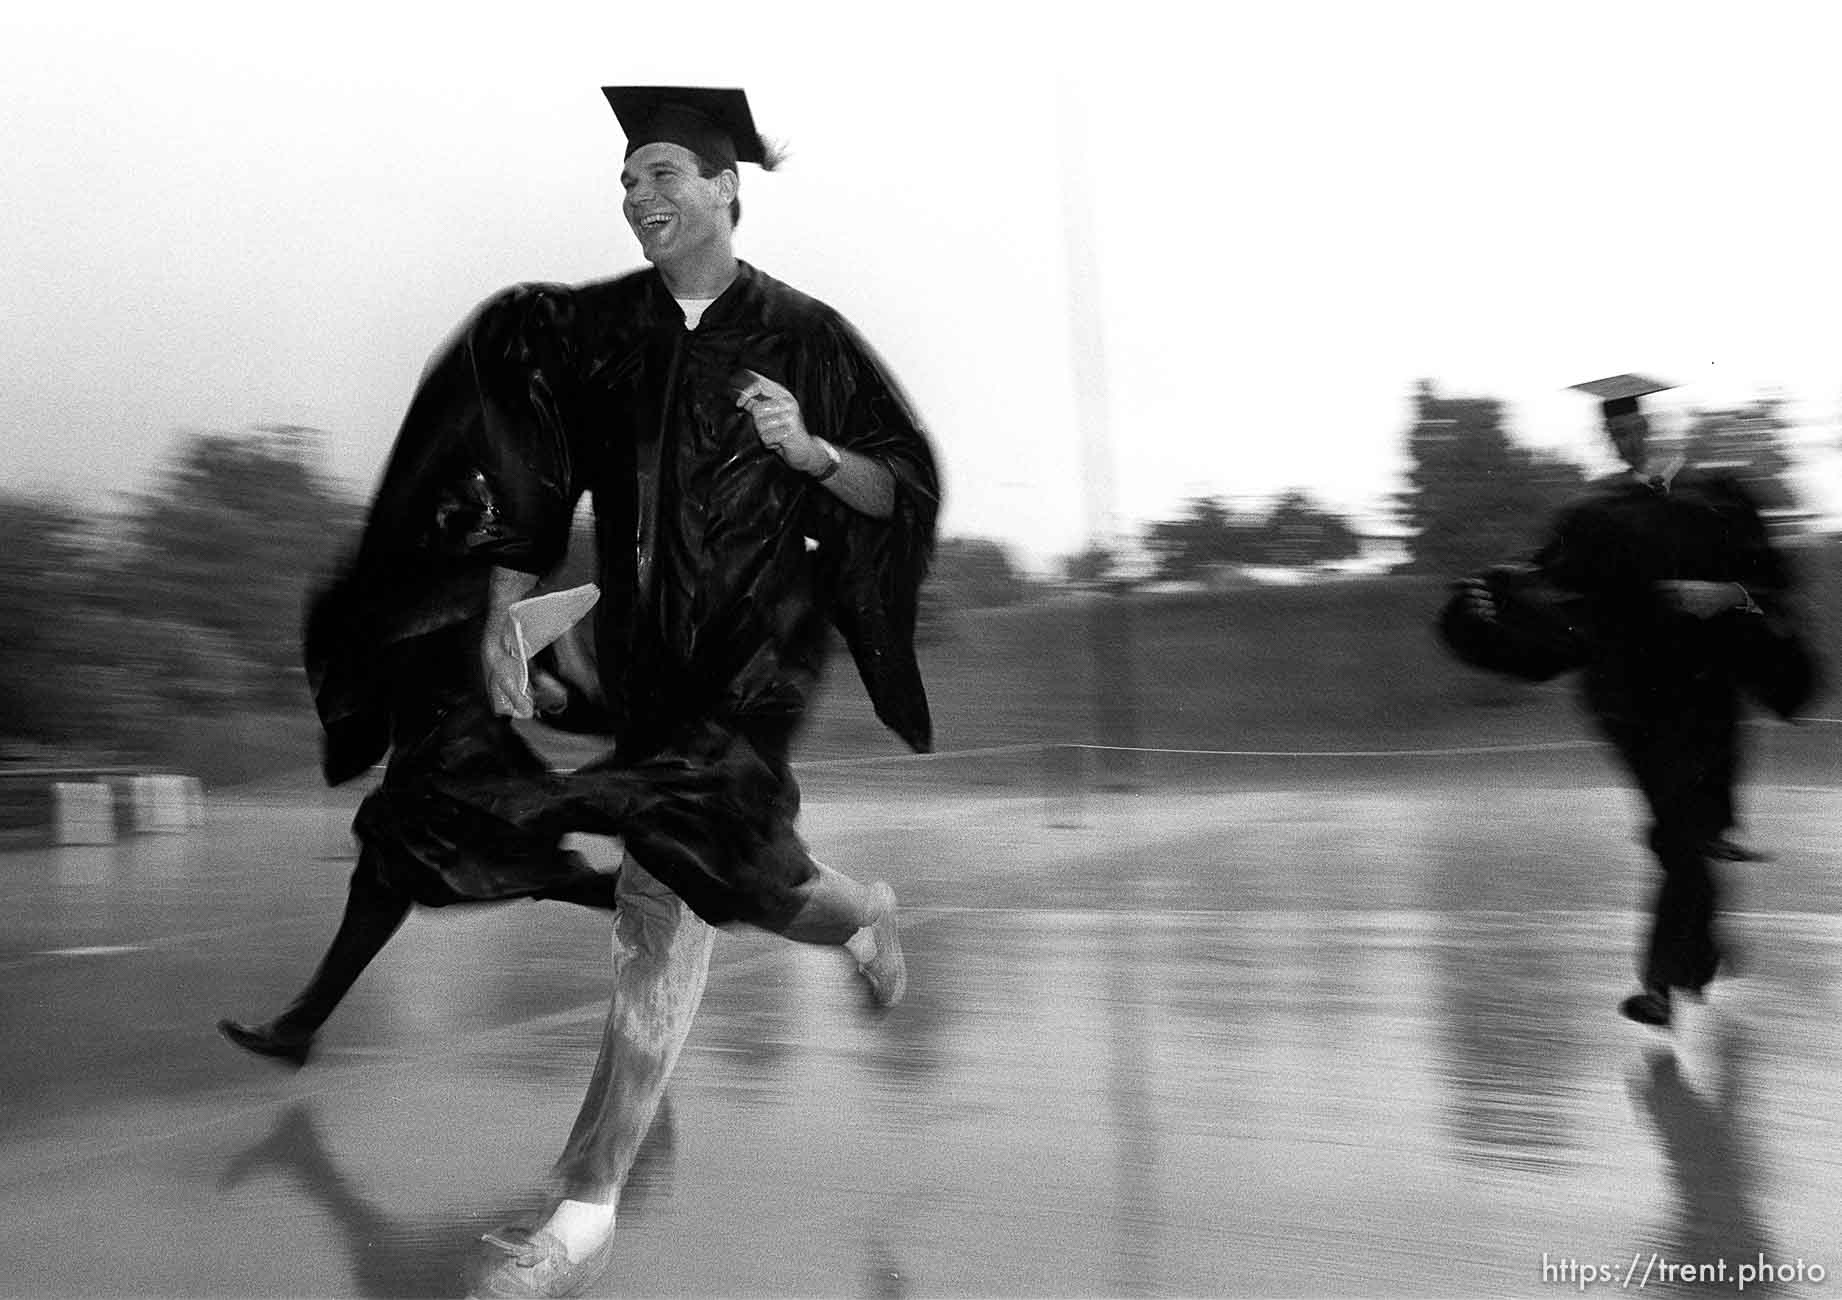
[692,140,783,229]
[691,152,744,228]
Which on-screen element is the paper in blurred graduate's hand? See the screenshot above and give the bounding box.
[507,584,600,700]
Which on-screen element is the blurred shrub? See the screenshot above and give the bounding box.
[1682,397,1805,530]
[919,535,1033,642]
[1398,380,1589,576]
[0,495,95,744]
[1144,491,1361,580]
[108,425,364,709]
[1059,542,1120,587]
[0,427,362,774]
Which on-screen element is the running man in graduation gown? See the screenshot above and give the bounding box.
[222,86,933,1022]
[1465,375,1799,1030]
[469,90,939,1294]
[214,272,764,1298]
[221,84,936,1298]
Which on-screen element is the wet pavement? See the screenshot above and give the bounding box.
[1,735,1838,1297]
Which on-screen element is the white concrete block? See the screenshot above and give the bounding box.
[52,782,115,845]
[130,774,195,834]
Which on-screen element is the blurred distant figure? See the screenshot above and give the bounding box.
[1447,375,1815,1030]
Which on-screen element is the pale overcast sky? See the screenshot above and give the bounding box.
[4,1,1840,569]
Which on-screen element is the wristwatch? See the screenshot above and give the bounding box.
[812,438,842,482]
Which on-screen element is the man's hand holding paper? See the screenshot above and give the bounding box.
[487,583,600,719]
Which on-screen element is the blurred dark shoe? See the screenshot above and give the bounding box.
[1675,944,1733,998]
[217,1018,313,1069]
[1705,836,1772,863]
[1619,989,1673,1029]
[855,883,906,1009]
[474,1226,614,1299]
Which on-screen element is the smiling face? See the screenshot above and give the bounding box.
[620,142,738,271]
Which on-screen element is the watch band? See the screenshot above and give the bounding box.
[813,438,842,482]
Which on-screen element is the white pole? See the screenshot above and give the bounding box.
[1056,77,1117,560]
[1056,79,1141,786]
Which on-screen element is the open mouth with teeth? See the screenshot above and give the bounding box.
[638,212,674,234]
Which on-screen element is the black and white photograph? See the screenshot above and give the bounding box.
[2,2,1840,1296]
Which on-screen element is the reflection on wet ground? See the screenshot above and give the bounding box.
[1,754,1839,1296]
[206,1097,679,1300]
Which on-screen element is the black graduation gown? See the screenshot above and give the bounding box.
[301,284,613,907]
[1535,468,1788,746]
[1534,469,1789,990]
[536,262,940,927]
[559,262,938,755]
[303,266,939,923]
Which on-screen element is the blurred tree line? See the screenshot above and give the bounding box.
[1,387,1821,768]
[1050,492,1365,589]
[0,427,1069,762]
[0,427,363,764]
[1140,490,1363,580]
[1040,378,1818,588]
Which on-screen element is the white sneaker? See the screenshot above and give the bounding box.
[475,1225,614,1299]
[852,883,907,1008]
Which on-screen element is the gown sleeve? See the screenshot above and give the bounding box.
[1436,495,1596,683]
[305,283,585,784]
[1703,475,1820,719]
[796,315,942,752]
[1705,475,1790,605]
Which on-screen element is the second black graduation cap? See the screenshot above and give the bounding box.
[1569,373,1676,420]
[602,86,768,170]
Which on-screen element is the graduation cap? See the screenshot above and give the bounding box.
[1569,373,1676,421]
[601,86,770,172]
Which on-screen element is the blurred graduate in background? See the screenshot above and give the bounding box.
[1445,374,1816,1030]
